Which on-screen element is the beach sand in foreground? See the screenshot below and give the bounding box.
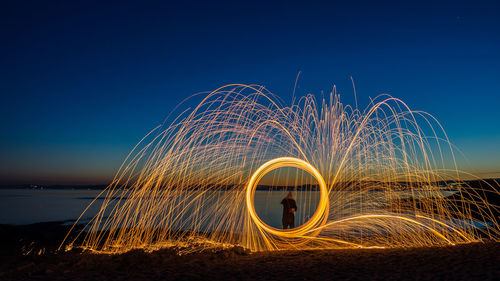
[0,223,498,281]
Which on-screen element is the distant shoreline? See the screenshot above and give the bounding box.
[1,178,498,191]
[0,184,108,190]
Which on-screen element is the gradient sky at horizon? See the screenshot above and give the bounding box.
[1,0,499,185]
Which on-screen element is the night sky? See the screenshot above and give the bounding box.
[1,0,499,184]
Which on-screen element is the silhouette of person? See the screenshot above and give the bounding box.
[281,192,297,229]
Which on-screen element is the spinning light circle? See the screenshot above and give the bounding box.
[62,84,500,253]
[245,157,329,239]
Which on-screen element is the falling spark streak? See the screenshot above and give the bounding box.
[61,84,500,253]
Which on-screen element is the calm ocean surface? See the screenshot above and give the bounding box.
[0,188,458,228]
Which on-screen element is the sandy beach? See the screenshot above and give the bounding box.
[0,222,498,281]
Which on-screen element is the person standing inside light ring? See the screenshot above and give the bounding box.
[281,192,297,229]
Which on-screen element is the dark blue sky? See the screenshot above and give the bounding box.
[1,0,499,184]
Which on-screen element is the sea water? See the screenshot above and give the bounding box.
[0,188,457,228]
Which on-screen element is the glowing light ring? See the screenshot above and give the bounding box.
[61,84,500,253]
[246,157,329,239]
